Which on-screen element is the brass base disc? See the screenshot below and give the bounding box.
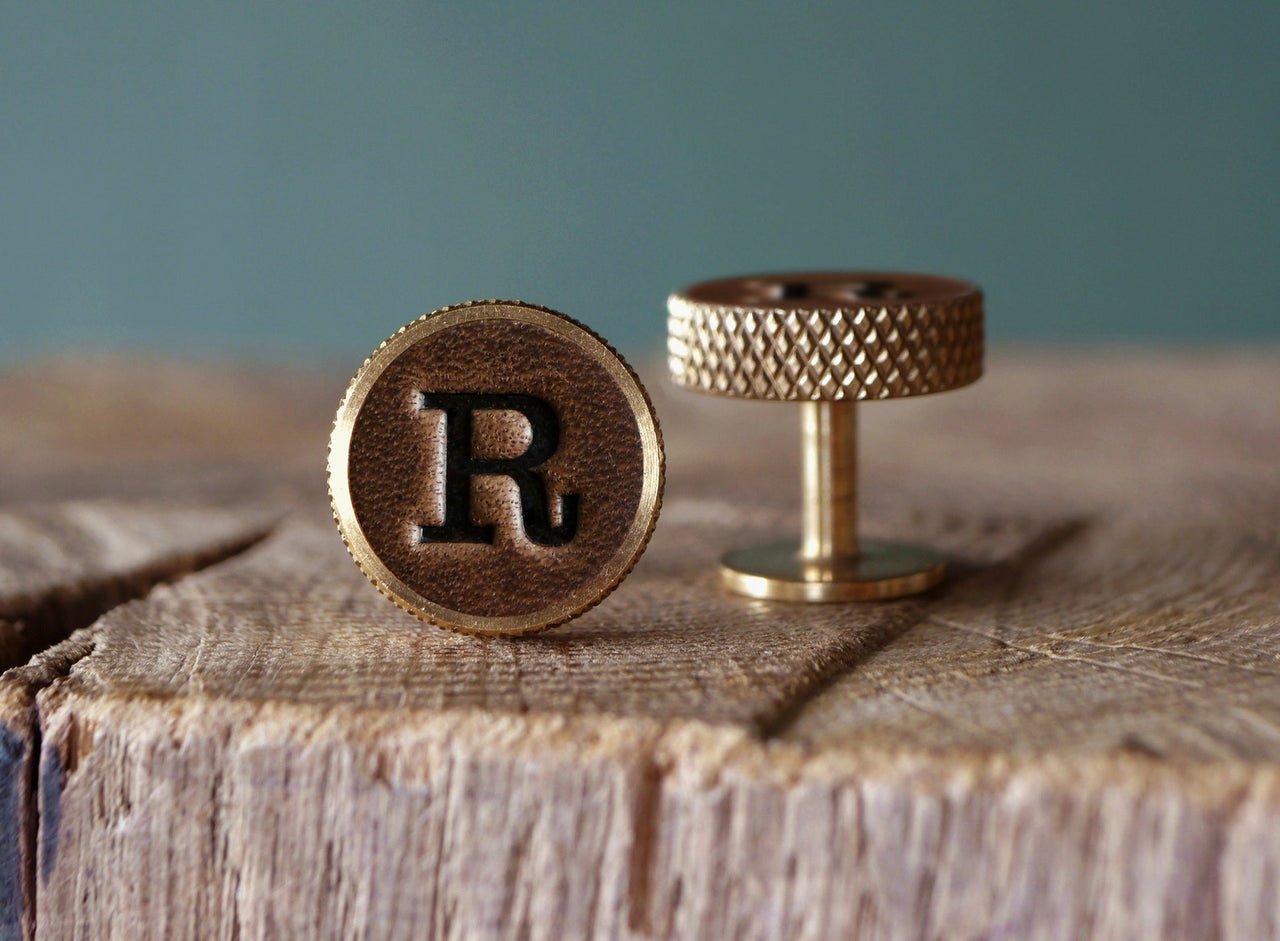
[721,539,946,602]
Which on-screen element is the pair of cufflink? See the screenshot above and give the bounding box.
[328,271,984,636]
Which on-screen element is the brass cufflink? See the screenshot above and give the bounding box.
[668,271,984,602]
[329,300,664,635]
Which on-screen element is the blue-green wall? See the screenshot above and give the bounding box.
[3,2,1277,361]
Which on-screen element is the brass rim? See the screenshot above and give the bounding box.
[668,270,984,402]
[720,539,946,602]
[328,300,664,635]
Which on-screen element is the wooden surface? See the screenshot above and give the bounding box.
[0,351,1278,940]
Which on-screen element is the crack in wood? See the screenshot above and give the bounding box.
[0,518,278,673]
[0,517,280,941]
[757,518,1092,740]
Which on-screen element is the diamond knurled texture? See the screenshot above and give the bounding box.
[667,291,984,401]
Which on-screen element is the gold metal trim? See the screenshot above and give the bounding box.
[720,539,946,602]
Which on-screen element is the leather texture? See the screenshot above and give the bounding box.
[347,318,647,618]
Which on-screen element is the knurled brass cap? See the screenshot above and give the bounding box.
[668,271,984,401]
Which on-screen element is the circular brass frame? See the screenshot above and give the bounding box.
[328,301,664,636]
[720,539,946,602]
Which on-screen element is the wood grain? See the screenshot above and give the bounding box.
[0,501,276,669]
[0,357,336,507]
[1,351,1279,939]
[0,500,277,941]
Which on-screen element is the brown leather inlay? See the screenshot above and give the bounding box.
[346,319,645,618]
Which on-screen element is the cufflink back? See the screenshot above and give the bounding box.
[668,271,984,601]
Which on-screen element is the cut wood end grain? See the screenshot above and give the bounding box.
[29,692,1280,940]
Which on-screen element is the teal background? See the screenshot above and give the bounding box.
[3,2,1277,362]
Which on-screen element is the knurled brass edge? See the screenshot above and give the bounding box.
[667,292,984,401]
[327,299,665,637]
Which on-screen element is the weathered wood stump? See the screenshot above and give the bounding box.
[1,353,1278,940]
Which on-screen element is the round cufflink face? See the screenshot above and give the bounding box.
[329,301,664,635]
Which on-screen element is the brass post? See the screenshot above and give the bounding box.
[800,401,859,561]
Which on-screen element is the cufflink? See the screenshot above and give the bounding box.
[329,300,664,635]
[668,271,984,601]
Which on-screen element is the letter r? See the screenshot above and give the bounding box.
[416,393,579,547]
